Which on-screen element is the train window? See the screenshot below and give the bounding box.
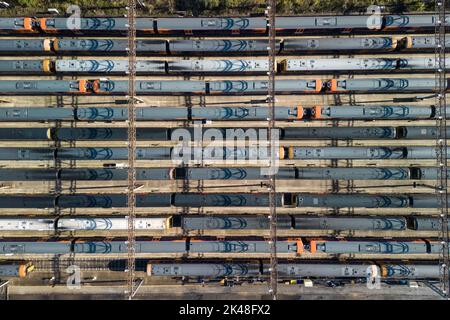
[143,82,161,90]
[202,19,218,27]
[14,19,24,27]
[46,19,55,27]
[18,149,30,160]
[4,244,25,253]
[364,244,380,252]
[16,82,37,90]
[307,81,317,89]
[258,81,268,89]
[307,39,318,48]
[193,40,202,49]
[6,110,21,118]
[315,17,337,26]
[193,61,202,70]
[361,39,372,48]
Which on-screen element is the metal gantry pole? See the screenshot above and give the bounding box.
[126,0,137,300]
[435,0,450,299]
[267,0,278,300]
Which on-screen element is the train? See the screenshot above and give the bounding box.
[279,57,450,73]
[0,126,448,141]
[0,78,445,95]
[0,217,169,231]
[327,78,448,93]
[0,79,323,95]
[0,262,34,278]
[0,106,446,122]
[0,167,447,181]
[0,57,447,75]
[0,36,447,56]
[0,146,447,161]
[0,15,447,36]
[147,262,441,280]
[0,215,446,232]
[0,238,447,255]
[0,193,446,209]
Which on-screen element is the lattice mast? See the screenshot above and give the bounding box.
[267,0,278,300]
[435,0,450,298]
[126,0,137,300]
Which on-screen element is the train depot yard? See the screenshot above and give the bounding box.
[0,0,449,303]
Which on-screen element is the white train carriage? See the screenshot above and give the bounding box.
[54,59,166,74]
[281,58,398,72]
[168,59,269,73]
[0,217,170,231]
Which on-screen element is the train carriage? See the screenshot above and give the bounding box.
[156,17,267,35]
[0,262,34,278]
[405,35,450,50]
[146,263,442,279]
[168,59,269,73]
[0,39,51,54]
[310,240,439,254]
[0,80,89,94]
[275,16,373,34]
[312,105,437,120]
[168,39,279,54]
[283,58,400,72]
[283,37,396,52]
[39,17,140,33]
[29,126,447,141]
[0,18,35,33]
[328,78,447,92]
[54,59,166,74]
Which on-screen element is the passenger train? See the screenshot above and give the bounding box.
[0,15,446,35]
[0,215,446,232]
[0,106,446,122]
[0,126,447,141]
[147,262,441,280]
[0,193,446,209]
[0,36,446,56]
[0,167,447,181]
[0,78,444,95]
[0,79,324,95]
[0,238,447,255]
[0,146,446,161]
[0,57,446,75]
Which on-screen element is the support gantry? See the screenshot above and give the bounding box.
[267,0,278,300]
[126,0,138,300]
[435,0,450,299]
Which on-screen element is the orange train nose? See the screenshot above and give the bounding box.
[288,146,294,160]
[328,79,338,92]
[279,147,285,160]
[39,18,48,31]
[314,79,323,93]
[78,80,87,93]
[309,240,317,254]
[296,105,303,119]
[22,18,34,32]
[312,106,321,119]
